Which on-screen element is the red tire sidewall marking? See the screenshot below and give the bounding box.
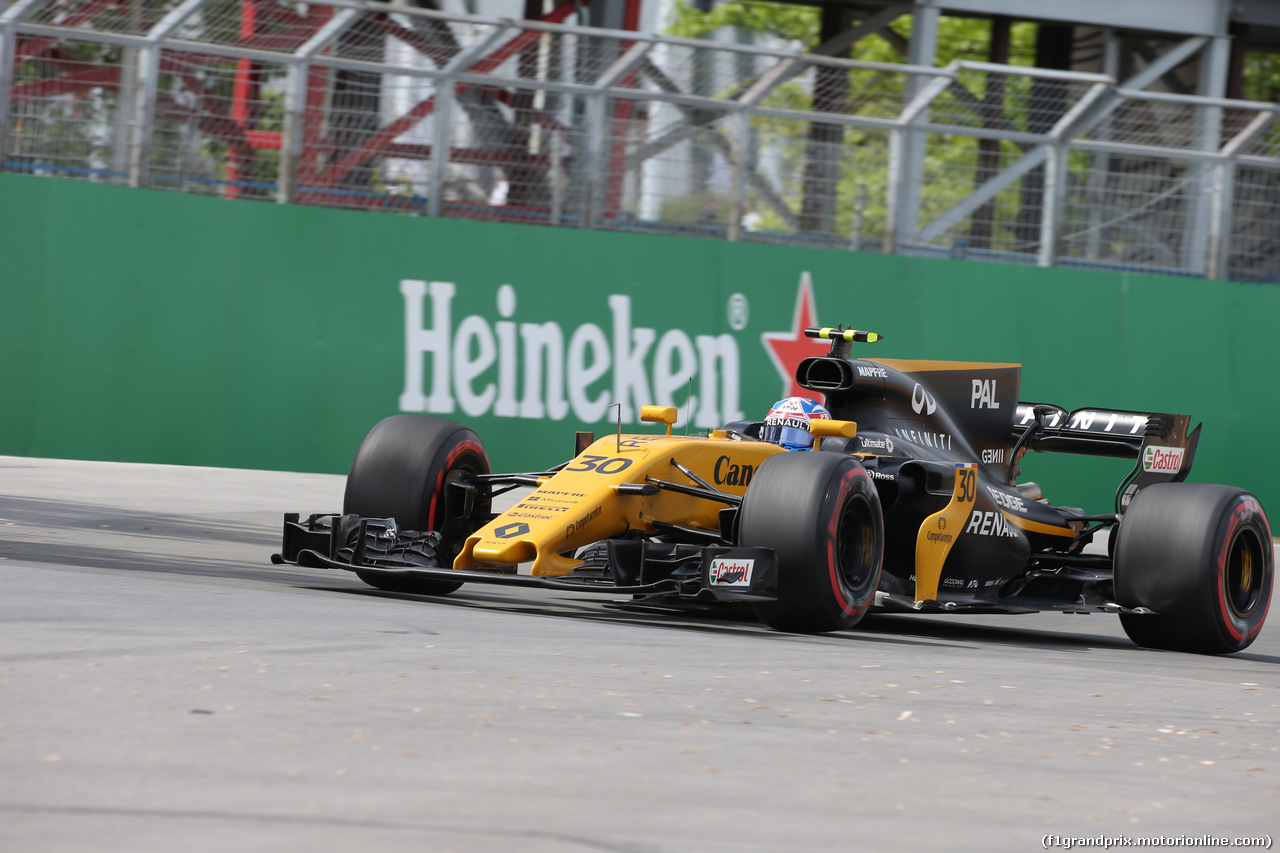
[827,466,875,618]
[1213,496,1271,644]
[427,438,487,531]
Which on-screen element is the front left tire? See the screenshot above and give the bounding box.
[738,451,884,633]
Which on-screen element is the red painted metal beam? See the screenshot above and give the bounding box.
[604,0,642,222]
[468,0,577,74]
[16,0,115,63]
[10,0,587,202]
[605,74,637,219]
[364,14,456,69]
[248,0,313,32]
[303,95,437,194]
[150,87,254,157]
[160,57,255,158]
[306,0,579,192]
[477,85,569,132]
[12,44,126,81]
[226,0,260,197]
[297,64,332,186]
[7,65,120,101]
[246,129,281,149]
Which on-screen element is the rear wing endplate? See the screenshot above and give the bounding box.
[1011,404,1200,512]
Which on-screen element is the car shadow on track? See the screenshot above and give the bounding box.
[302,582,1180,656]
[854,615,1280,664]
[857,613,1137,653]
[306,583,960,648]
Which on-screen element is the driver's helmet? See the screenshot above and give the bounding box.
[761,396,831,451]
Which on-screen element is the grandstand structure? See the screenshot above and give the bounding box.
[3,0,1279,281]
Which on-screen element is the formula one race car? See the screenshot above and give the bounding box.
[274,327,1273,655]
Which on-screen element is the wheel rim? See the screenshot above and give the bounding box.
[835,494,875,590]
[436,459,489,563]
[1225,527,1266,619]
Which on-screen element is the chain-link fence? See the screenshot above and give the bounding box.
[4,0,1279,281]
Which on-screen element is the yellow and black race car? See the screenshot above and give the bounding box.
[274,327,1273,655]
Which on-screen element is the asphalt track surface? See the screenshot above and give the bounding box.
[1,456,1277,853]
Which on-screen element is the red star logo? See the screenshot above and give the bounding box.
[762,272,830,399]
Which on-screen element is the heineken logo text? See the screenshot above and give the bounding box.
[399,281,743,428]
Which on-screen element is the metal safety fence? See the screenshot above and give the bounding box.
[4,0,1279,282]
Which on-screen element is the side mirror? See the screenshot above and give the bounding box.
[809,418,858,451]
[640,405,679,435]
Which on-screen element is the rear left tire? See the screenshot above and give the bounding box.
[1115,483,1273,654]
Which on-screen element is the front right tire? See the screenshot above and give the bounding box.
[343,415,491,596]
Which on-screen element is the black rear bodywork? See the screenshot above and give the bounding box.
[778,329,1200,614]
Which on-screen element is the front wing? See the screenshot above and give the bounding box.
[272,512,779,603]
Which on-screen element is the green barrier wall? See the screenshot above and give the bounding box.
[3,172,1278,515]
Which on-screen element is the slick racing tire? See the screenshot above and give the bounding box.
[343,415,491,596]
[1115,483,1273,655]
[739,452,883,633]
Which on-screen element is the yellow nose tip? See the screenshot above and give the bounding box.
[472,540,536,564]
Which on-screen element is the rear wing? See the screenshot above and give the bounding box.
[1011,404,1201,512]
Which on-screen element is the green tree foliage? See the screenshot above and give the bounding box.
[666,2,1040,64]
[1243,52,1280,103]
[663,2,1046,245]
[667,0,821,47]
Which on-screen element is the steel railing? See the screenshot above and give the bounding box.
[4,0,1279,282]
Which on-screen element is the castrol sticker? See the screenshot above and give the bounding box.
[1142,445,1185,474]
[709,558,755,587]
